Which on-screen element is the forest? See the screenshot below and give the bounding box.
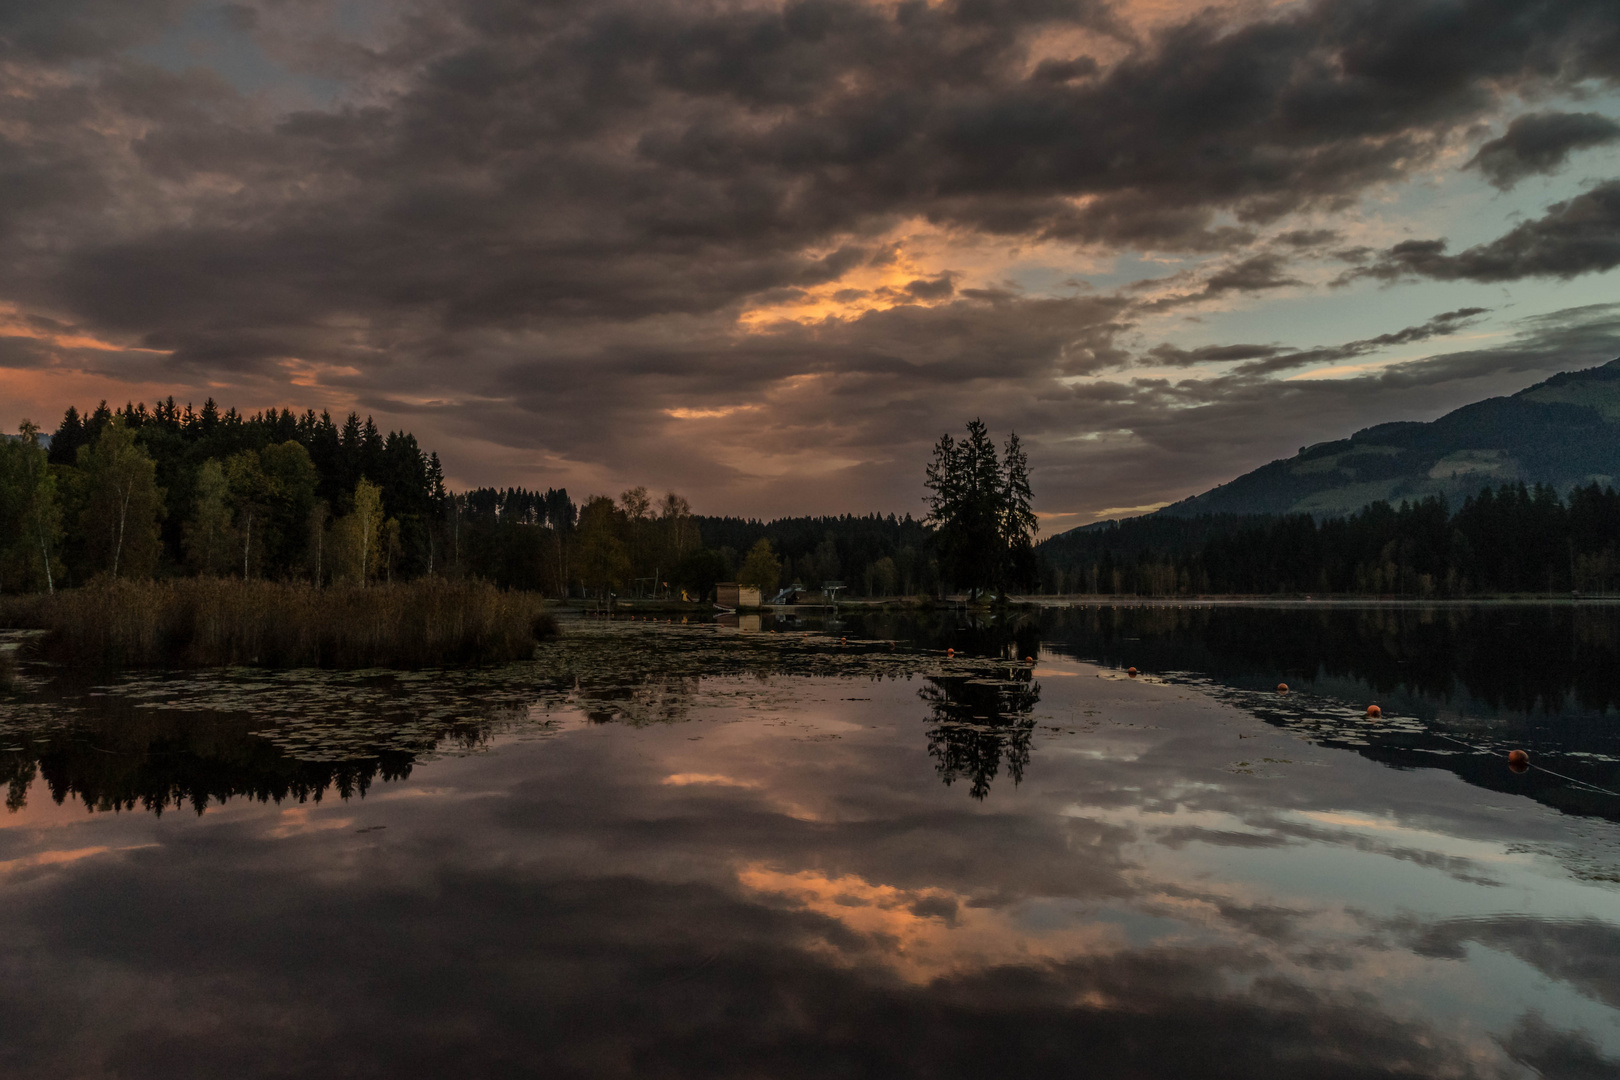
[1,399,447,592]
[7,397,1620,600]
[0,398,941,600]
[1039,483,1620,597]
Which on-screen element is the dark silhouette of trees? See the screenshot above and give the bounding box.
[1039,484,1620,596]
[921,668,1042,800]
[696,513,937,597]
[925,419,1038,597]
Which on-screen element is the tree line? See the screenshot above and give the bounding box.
[5,403,1061,601]
[1038,483,1620,596]
[2,399,447,591]
[47,401,1617,601]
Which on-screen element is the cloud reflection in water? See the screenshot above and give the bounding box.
[0,618,1617,1076]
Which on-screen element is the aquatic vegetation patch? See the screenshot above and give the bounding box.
[0,619,1039,813]
[0,578,557,669]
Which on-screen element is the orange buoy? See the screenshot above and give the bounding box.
[1277,683,1289,693]
[1024,656,1034,663]
[947,647,955,655]
[1366,705,1381,718]
[1508,749,1529,767]
[1128,666,1138,676]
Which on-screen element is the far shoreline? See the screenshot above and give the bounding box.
[573,592,1620,616]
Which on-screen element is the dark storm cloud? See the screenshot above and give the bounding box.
[0,0,185,61]
[1350,180,1620,283]
[413,297,1620,517]
[462,289,1137,493]
[1467,111,1620,189]
[2,0,1620,512]
[9,0,1620,340]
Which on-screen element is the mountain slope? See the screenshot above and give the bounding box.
[1152,358,1620,520]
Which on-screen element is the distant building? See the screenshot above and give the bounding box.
[769,582,843,605]
[716,583,762,610]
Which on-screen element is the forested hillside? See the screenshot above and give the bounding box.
[1039,484,1620,596]
[1159,358,1620,518]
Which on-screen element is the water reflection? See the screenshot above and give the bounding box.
[6,605,1620,820]
[3,712,423,816]
[839,603,1620,820]
[1,615,1618,1077]
[921,668,1040,800]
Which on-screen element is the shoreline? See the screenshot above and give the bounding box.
[566,591,1620,616]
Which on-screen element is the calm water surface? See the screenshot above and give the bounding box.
[2,605,1618,1078]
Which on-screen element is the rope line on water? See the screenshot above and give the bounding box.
[1429,730,1620,798]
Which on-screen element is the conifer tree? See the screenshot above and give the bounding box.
[999,432,1039,590]
[925,419,1037,598]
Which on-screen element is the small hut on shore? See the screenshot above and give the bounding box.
[716,583,762,610]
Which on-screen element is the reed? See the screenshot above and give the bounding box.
[0,578,558,669]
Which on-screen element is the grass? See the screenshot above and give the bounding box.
[0,578,558,669]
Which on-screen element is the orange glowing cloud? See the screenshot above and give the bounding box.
[662,772,762,788]
[0,844,159,877]
[736,862,1124,982]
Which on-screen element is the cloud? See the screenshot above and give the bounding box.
[1201,253,1301,295]
[0,663,1591,1079]
[1139,252,1305,310]
[1028,302,1620,517]
[1405,915,1620,1009]
[1146,306,1489,374]
[2,0,1620,515]
[1350,180,1620,283]
[1466,111,1620,189]
[13,0,1620,334]
[1501,1013,1620,1080]
[0,0,186,61]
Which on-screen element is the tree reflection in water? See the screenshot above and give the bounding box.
[920,670,1041,800]
[579,675,701,726]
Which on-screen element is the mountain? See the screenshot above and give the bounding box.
[1152,357,1620,520]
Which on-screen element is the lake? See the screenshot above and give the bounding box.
[3,603,1618,1078]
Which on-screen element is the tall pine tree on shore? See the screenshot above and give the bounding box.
[924,419,1037,598]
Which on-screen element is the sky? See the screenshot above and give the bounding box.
[2,0,1619,527]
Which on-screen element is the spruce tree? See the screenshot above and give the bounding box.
[925,419,1036,598]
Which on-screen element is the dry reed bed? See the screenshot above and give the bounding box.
[0,578,557,668]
